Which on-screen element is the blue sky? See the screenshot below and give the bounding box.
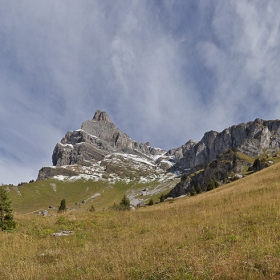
[1,0,280,184]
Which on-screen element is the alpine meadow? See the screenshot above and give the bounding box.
[1,162,280,279]
[2,112,280,279]
[2,2,280,279]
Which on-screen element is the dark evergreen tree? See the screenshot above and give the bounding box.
[148,199,154,205]
[0,187,16,231]
[119,195,130,210]
[206,180,214,191]
[213,178,219,188]
[58,198,66,212]
[253,158,261,170]
[159,193,165,202]
[181,173,187,181]
[252,158,268,171]
[206,179,219,191]
[195,183,202,194]
[190,186,196,196]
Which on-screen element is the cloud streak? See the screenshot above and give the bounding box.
[1,0,280,184]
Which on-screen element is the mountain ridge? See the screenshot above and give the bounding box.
[167,117,280,171]
[37,111,280,201]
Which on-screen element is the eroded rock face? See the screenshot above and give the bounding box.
[52,110,165,167]
[168,118,280,171]
[168,149,250,197]
[92,110,111,122]
[37,167,78,181]
[38,114,280,185]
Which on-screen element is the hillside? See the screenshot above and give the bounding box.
[33,113,280,204]
[5,113,280,214]
[6,177,179,214]
[1,162,280,279]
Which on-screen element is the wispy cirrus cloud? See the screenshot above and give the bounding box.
[0,0,280,184]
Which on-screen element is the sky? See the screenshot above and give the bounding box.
[1,0,280,185]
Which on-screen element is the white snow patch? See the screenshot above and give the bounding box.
[59,143,74,148]
[159,159,173,167]
[139,176,156,183]
[153,147,164,151]
[114,153,156,166]
[175,195,187,199]
[75,129,98,139]
[151,152,167,161]
[53,175,68,181]
[67,174,104,182]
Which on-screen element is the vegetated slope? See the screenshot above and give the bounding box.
[168,148,280,197]
[7,176,180,214]
[25,110,179,212]
[10,114,280,214]
[166,117,280,198]
[2,162,280,279]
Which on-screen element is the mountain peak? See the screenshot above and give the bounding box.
[92,110,111,122]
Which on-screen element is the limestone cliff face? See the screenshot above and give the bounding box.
[168,118,280,171]
[52,110,165,167]
[168,149,250,197]
[39,114,280,188]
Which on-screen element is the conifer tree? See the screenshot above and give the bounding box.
[148,198,154,205]
[206,180,214,191]
[58,198,66,212]
[159,193,165,202]
[190,186,196,196]
[119,195,130,210]
[0,187,16,231]
[195,183,202,194]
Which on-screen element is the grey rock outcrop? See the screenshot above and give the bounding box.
[37,166,78,181]
[52,110,165,167]
[38,113,280,188]
[168,149,250,197]
[92,110,111,122]
[168,118,280,171]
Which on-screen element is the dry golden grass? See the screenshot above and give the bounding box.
[2,163,280,279]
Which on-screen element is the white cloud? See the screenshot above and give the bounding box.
[1,0,280,184]
[196,0,280,129]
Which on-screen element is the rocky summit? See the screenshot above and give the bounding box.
[52,110,165,167]
[38,110,175,183]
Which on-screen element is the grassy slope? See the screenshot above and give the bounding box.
[1,163,280,279]
[8,178,178,214]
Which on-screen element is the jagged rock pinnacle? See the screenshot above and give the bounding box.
[92,110,111,122]
[49,109,165,168]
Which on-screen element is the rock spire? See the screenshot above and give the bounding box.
[92,110,111,122]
